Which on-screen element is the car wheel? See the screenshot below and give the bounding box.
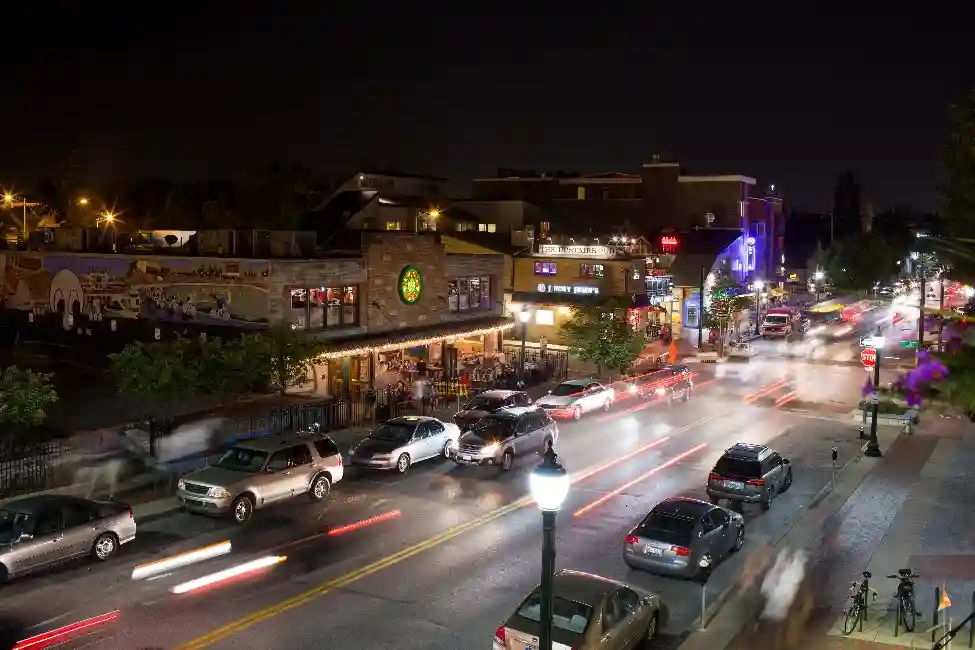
[0,563,8,585]
[602,400,611,412]
[309,474,331,502]
[733,525,745,552]
[231,495,254,524]
[500,449,514,472]
[396,453,411,474]
[645,613,659,642]
[442,440,453,458]
[572,406,582,420]
[92,533,118,561]
[760,491,772,511]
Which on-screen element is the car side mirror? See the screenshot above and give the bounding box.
[722,521,730,530]
[265,466,277,473]
[547,390,552,395]
[18,533,32,542]
[783,458,791,465]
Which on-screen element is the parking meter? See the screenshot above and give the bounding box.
[831,447,838,463]
[696,556,713,630]
[858,425,866,440]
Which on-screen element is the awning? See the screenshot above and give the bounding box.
[512,291,607,306]
[668,229,743,287]
[314,316,515,359]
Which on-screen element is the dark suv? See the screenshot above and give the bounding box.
[452,389,532,432]
[706,443,792,512]
[630,365,693,403]
[452,407,558,472]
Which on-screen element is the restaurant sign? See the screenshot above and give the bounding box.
[537,283,600,296]
[536,244,612,258]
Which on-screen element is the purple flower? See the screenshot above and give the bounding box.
[905,390,924,408]
[861,380,875,397]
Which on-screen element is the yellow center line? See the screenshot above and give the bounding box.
[174,412,725,649]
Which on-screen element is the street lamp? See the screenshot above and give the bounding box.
[863,331,885,458]
[753,280,765,336]
[96,211,117,227]
[77,197,89,206]
[518,307,533,382]
[813,270,824,302]
[3,192,29,241]
[530,442,570,650]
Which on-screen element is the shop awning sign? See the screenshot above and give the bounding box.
[537,283,600,295]
[537,244,612,258]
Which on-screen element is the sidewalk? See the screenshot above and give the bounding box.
[677,414,975,650]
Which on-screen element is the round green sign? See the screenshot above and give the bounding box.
[399,266,422,304]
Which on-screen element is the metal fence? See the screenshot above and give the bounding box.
[501,346,569,382]
[0,442,71,499]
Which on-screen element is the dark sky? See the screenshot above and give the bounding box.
[3,3,971,212]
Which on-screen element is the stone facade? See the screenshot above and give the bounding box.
[363,232,504,334]
[267,258,367,328]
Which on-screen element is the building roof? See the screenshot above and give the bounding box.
[666,228,744,287]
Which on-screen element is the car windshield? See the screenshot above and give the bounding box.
[714,456,761,478]
[471,417,516,440]
[0,509,32,544]
[638,512,696,545]
[764,315,789,325]
[463,395,505,411]
[551,383,585,397]
[370,423,417,442]
[517,591,593,635]
[213,447,268,473]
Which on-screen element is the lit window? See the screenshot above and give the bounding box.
[386,221,401,230]
[488,223,496,233]
[579,264,604,278]
[448,276,492,311]
[576,186,586,200]
[534,261,557,276]
[535,309,555,326]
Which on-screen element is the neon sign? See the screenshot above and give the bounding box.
[660,236,679,247]
[398,266,423,304]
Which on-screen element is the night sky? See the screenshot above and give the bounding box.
[3,4,971,212]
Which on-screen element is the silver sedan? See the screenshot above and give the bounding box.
[348,415,461,473]
[0,495,136,582]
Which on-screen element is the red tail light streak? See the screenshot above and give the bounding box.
[170,556,287,594]
[328,509,402,536]
[573,443,709,517]
[13,610,119,650]
[774,390,799,408]
[742,379,787,404]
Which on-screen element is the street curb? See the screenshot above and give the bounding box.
[678,435,893,646]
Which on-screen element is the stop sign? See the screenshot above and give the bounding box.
[861,347,877,367]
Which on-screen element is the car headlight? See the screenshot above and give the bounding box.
[208,486,230,498]
[629,384,638,394]
[178,479,186,491]
[656,387,667,395]
[481,443,499,455]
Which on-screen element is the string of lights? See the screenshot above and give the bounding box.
[312,321,516,361]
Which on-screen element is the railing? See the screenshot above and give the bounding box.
[0,442,71,498]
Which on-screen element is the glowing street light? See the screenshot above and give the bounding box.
[77,197,89,205]
[428,209,440,218]
[97,211,117,227]
[965,286,975,299]
[529,443,570,650]
[814,270,824,281]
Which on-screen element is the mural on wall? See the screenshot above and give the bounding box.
[0,252,270,330]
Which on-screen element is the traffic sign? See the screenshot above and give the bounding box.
[900,340,920,349]
[861,348,877,367]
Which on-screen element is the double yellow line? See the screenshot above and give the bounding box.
[175,413,722,649]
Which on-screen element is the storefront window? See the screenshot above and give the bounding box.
[291,288,307,309]
[293,286,359,329]
[580,264,604,279]
[448,276,492,312]
[534,261,557,276]
[535,309,555,325]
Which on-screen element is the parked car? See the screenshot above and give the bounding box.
[0,495,136,583]
[349,416,461,473]
[623,497,743,579]
[706,442,792,511]
[452,390,532,432]
[535,379,615,420]
[453,407,557,472]
[494,569,663,650]
[177,427,344,524]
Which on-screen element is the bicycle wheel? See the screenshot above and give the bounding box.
[901,594,917,632]
[842,600,862,635]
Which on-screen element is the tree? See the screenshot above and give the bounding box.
[825,231,900,292]
[559,302,645,375]
[702,272,753,355]
[940,87,975,238]
[0,366,58,458]
[244,325,320,395]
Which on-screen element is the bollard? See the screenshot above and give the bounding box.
[864,575,871,622]
[968,590,974,648]
[934,586,942,642]
[831,446,838,490]
[895,596,901,637]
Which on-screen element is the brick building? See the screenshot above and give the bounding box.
[0,228,510,397]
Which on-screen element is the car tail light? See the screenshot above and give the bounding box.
[625,535,639,544]
[671,545,690,557]
[747,478,765,487]
[708,472,723,482]
[337,455,343,466]
[128,507,134,520]
[494,625,506,644]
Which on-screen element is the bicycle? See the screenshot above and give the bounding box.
[888,568,921,632]
[842,571,877,635]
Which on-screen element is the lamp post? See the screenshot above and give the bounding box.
[4,193,29,241]
[753,280,765,336]
[518,307,533,383]
[814,270,824,302]
[863,330,885,458]
[530,442,570,650]
[914,253,925,357]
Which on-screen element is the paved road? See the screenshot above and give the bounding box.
[0,365,869,650]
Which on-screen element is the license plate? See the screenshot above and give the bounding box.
[524,645,537,650]
[184,499,203,507]
[644,545,662,556]
[461,454,473,461]
[725,480,745,490]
